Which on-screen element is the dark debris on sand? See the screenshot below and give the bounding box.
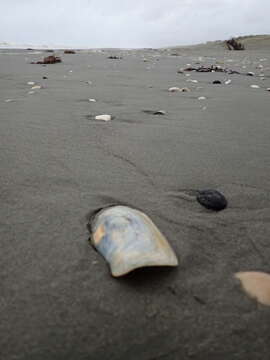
[32,55,62,64]
[184,65,240,74]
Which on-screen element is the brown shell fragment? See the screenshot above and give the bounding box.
[235,271,270,306]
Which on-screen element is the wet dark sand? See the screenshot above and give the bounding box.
[1,45,270,359]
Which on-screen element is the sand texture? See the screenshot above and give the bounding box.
[1,42,270,359]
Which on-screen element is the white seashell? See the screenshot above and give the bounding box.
[90,205,178,277]
[198,96,206,100]
[31,85,41,89]
[27,81,35,85]
[250,85,260,89]
[185,74,191,77]
[28,91,35,95]
[188,79,198,83]
[225,79,231,85]
[235,271,270,306]
[168,87,181,92]
[89,98,96,102]
[95,114,112,121]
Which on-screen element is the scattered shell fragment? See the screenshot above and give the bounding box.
[250,85,260,89]
[196,189,227,211]
[168,87,181,92]
[235,271,270,306]
[4,99,15,103]
[89,205,178,277]
[180,87,191,92]
[143,110,166,115]
[198,96,206,100]
[95,114,112,121]
[225,79,232,85]
[28,91,35,95]
[27,81,35,85]
[31,85,41,90]
[89,98,97,102]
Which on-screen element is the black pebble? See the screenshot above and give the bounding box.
[196,190,228,211]
[213,80,222,84]
[43,76,48,79]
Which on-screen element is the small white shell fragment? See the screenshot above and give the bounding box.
[168,87,181,92]
[27,81,35,85]
[153,110,166,115]
[28,91,35,95]
[250,85,260,89]
[235,271,270,306]
[95,114,112,121]
[198,96,206,100]
[187,79,198,83]
[69,70,73,73]
[89,98,96,102]
[31,85,41,90]
[4,99,15,103]
[90,205,178,277]
[185,74,191,77]
[180,87,191,92]
[225,79,232,85]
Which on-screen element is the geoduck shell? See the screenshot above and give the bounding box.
[90,206,178,277]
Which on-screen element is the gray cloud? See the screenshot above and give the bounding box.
[0,0,269,47]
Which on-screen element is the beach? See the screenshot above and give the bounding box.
[1,42,270,359]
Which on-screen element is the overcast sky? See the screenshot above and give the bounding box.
[1,0,269,48]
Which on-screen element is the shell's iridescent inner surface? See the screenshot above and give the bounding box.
[91,206,178,277]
